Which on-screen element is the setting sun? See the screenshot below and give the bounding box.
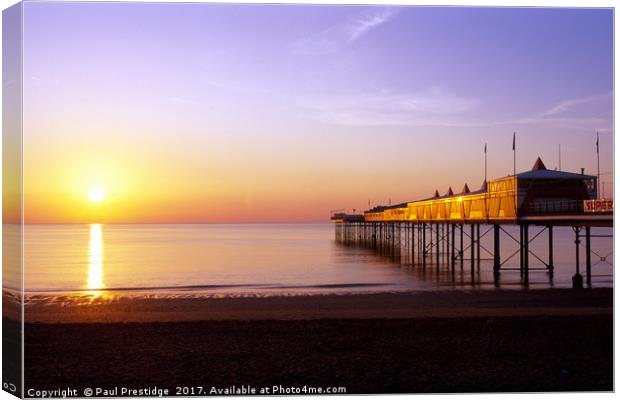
[88,186,105,203]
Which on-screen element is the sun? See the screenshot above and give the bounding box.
[88,186,105,203]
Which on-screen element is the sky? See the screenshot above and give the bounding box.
[20,3,613,223]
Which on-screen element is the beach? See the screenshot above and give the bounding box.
[20,288,613,394]
[6,2,615,397]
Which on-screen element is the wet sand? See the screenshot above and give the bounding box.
[18,287,614,323]
[16,288,614,394]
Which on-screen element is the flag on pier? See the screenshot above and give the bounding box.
[512,132,516,178]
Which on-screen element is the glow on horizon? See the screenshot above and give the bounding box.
[20,3,613,224]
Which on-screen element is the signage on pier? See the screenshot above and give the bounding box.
[583,199,613,213]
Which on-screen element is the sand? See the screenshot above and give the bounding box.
[8,288,614,394]
[17,287,614,323]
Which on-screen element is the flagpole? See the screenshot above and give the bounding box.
[513,132,516,177]
[596,131,600,198]
[512,132,516,217]
[484,143,487,183]
[484,143,488,221]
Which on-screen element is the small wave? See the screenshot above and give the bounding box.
[272,283,388,289]
[24,282,391,294]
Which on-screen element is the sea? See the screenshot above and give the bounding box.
[9,223,614,297]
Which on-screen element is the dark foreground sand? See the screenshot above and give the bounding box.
[15,288,614,394]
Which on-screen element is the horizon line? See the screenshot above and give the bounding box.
[7,221,335,226]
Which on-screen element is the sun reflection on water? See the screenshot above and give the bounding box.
[87,224,105,295]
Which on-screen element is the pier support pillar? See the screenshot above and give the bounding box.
[441,224,445,264]
[418,223,422,264]
[470,224,475,275]
[573,227,583,289]
[450,224,455,271]
[444,224,448,264]
[373,223,377,248]
[459,224,464,269]
[428,224,432,266]
[548,226,554,276]
[476,224,481,269]
[382,223,385,248]
[445,224,450,266]
[418,224,426,262]
[363,222,366,244]
[411,223,415,265]
[395,223,398,255]
[493,224,500,276]
[436,224,440,267]
[422,224,427,268]
[585,226,591,287]
[523,224,529,286]
[519,225,524,277]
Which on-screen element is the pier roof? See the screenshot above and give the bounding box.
[515,169,596,180]
[512,157,597,180]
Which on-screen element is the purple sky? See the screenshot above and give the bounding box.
[22,3,614,220]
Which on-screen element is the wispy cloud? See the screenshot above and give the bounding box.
[347,8,397,42]
[167,96,211,108]
[297,87,478,126]
[450,92,613,132]
[295,89,613,132]
[291,8,398,56]
[480,92,613,130]
[539,92,612,118]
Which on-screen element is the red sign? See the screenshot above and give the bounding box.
[584,199,613,213]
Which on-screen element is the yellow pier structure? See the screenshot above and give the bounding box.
[332,158,612,289]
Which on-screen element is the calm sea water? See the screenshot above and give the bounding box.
[17,224,613,296]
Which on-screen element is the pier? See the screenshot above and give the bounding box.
[332,158,613,288]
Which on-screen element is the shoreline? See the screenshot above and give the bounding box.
[12,287,613,323]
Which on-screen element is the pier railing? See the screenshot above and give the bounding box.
[522,200,583,216]
[522,199,613,216]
